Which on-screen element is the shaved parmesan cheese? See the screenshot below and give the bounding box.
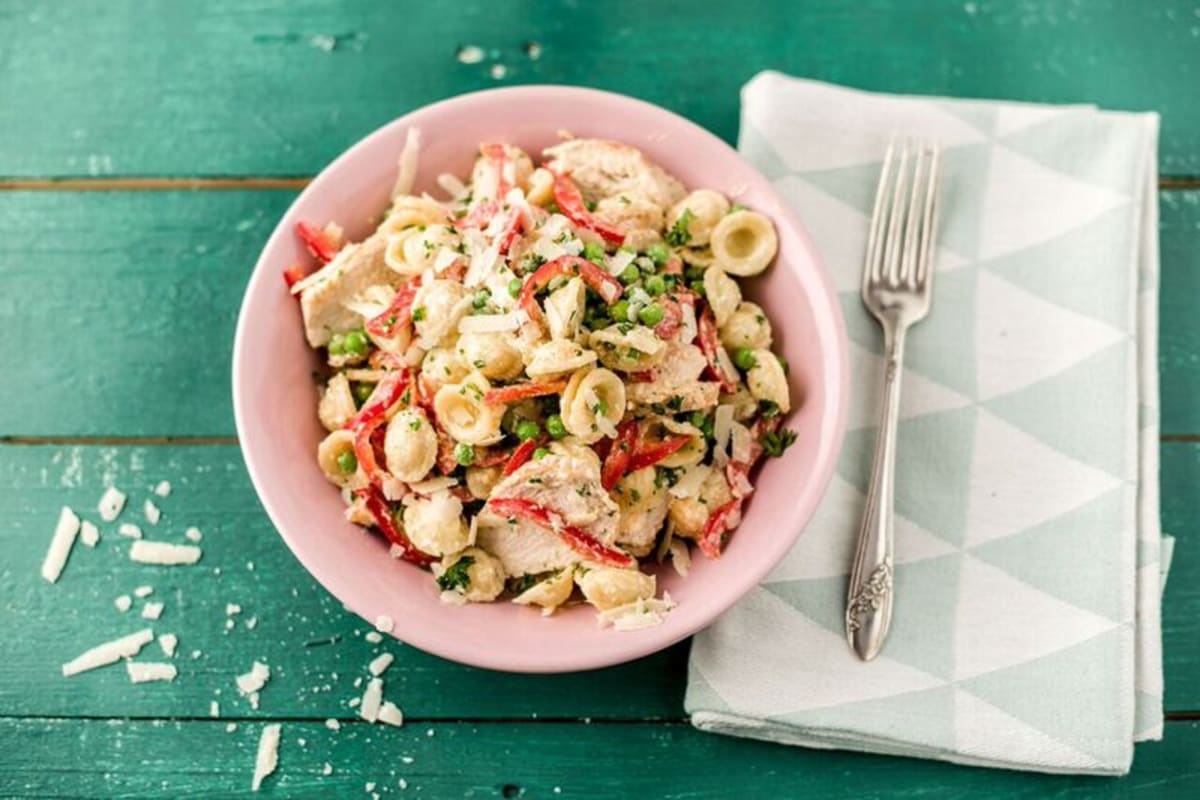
[678,300,697,344]
[115,595,132,613]
[325,718,341,731]
[378,701,404,727]
[41,506,81,583]
[80,520,100,547]
[606,248,636,277]
[437,172,468,200]
[245,617,258,630]
[143,499,161,525]
[185,527,203,542]
[391,127,421,199]
[457,311,521,334]
[130,540,202,565]
[158,633,178,657]
[226,603,242,616]
[406,475,459,495]
[237,661,271,696]
[432,246,460,274]
[322,762,334,776]
[360,677,384,722]
[368,653,394,676]
[251,723,281,791]
[365,632,383,644]
[712,404,734,466]
[343,284,398,320]
[62,628,154,677]
[154,480,171,498]
[141,601,164,620]
[98,487,126,522]
[597,593,676,631]
[249,692,261,710]
[211,700,220,717]
[119,523,143,539]
[730,420,754,464]
[464,239,501,288]
[126,661,177,684]
[226,723,237,733]
[668,540,691,577]
[669,464,711,499]
[134,585,154,598]
[375,615,394,633]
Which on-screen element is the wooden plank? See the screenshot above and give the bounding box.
[1,441,1196,720]
[0,444,684,720]
[3,1,1200,178]
[1,718,1196,798]
[5,187,1200,438]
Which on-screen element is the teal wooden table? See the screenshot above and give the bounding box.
[2,1,1198,796]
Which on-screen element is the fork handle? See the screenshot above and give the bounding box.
[846,321,906,661]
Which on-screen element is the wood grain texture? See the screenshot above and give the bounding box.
[0,442,1196,721]
[4,188,1199,438]
[1,718,1197,799]
[3,0,1200,178]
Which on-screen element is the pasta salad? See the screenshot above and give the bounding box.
[286,135,797,628]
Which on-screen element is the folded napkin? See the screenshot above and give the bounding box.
[685,73,1173,775]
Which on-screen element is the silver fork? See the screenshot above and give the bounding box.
[845,138,941,661]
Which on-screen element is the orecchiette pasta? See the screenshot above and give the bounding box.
[383,408,437,483]
[296,135,798,627]
[745,348,791,413]
[403,491,471,557]
[456,331,524,381]
[667,189,729,247]
[561,367,626,443]
[710,210,778,276]
[719,301,773,351]
[702,265,742,327]
[434,371,505,445]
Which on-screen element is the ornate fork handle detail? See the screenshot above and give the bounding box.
[845,560,894,634]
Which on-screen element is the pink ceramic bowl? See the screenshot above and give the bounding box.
[233,86,847,673]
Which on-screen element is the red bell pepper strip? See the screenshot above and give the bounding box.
[480,142,514,197]
[626,434,693,474]
[600,420,639,491]
[295,221,340,263]
[365,276,422,339]
[502,438,541,476]
[453,199,499,230]
[283,263,309,290]
[552,172,626,245]
[518,255,623,325]
[344,369,411,485]
[354,485,435,567]
[484,379,567,406]
[486,497,635,569]
[697,305,738,392]
[495,208,525,254]
[473,445,514,469]
[661,255,684,276]
[697,498,743,559]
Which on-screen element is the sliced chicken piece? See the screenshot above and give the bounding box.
[299,231,395,347]
[542,139,687,209]
[626,342,721,412]
[613,467,670,557]
[476,519,578,576]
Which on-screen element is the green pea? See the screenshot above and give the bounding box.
[733,348,758,371]
[689,279,706,297]
[663,275,678,292]
[610,299,631,322]
[336,450,357,473]
[472,289,490,310]
[352,382,375,405]
[646,242,670,266]
[619,264,641,285]
[343,329,368,357]
[684,266,706,282]
[638,304,665,326]
[644,274,666,296]
[454,443,475,466]
[508,278,523,298]
[582,241,606,264]
[516,420,541,442]
[532,447,550,460]
[327,333,347,356]
[777,354,790,375]
[545,414,568,440]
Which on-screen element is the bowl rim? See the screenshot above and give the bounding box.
[232,84,848,672]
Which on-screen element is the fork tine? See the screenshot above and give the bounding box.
[863,139,897,285]
[915,143,941,288]
[882,140,910,286]
[899,143,929,289]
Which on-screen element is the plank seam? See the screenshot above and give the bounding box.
[0,436,239,446]
[0,713,1194,723]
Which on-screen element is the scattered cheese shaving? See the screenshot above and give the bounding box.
[251,724,281,792]
[158,633,178,657]
[141,601,164,620]
[390,127,421,199]
[118,523,143,539]
[154,480,172,498]
[360,678,383,722]
[143,499,161,525]
[226,723,237,733]
[712,404,734,465]
[668,464,711,500]
[606,249,636,277]
[185,526,203,542]
[134,585,154,598]
[456,44,485,64]
[378,701,404,727]
[80,520,100,547]
[126,661,177,683]
[365,632,383,644]
[129,540,202,565]
[322,763,333,776]
[115,595,132,613]
[730,420,754,464]
[211,700,220,717]
[62,628,154,677]
[375,615,394,633]
[597,594,677,631]
[325,718,341,731]
[668,540,692,577]
[237,661,271,696]
[226,603,242,616]
[249,692,261,710]
[366,782,377,793]
[98,486,126,522]
[368,653,394,676]
[246,616,258,630]
[41,506,81,583]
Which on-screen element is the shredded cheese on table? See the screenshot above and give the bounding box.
[236,661,271,696]
[119,522,143,539]
[153,480,172,498]
[62,628,154,677]
[143,499,161,525]
[97,486,126,522]
[378,701,404,727]
[368,653,394,676]
[251,724,281,792]
[141,602,164,620]
[157,633,178,657]
[374,615,394,633]
[114,595,132,613]
[126,661,177,684]
[129,540,202,565]
[79,520,100,547]
[41,506,81,584]
[360,678,384,722]
[185,526,203,542]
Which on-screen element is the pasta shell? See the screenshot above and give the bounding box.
[543,277,587,342]
[702,265,742,328]
[318,373,358,432]
[745,349,791,413]
[576,567,655,611]
[666,189,729,247]
[588,324,667,372]
[561,367,627,444]
[456,331,524,381]
[525,339,598,379]
[317,429,359,487]
[403,492,471,557]
[710,210,778,276]
[512,568,576,614]
[719,301,773,351]
[434,372,505,445]
[383,408,438,483]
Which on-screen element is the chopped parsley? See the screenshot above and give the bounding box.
[666,208,695,246]
[759,400,781,418]
[412,306,427,322]
[761,428,798,458]
[436,556,475,592]
[408,419,422,431]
